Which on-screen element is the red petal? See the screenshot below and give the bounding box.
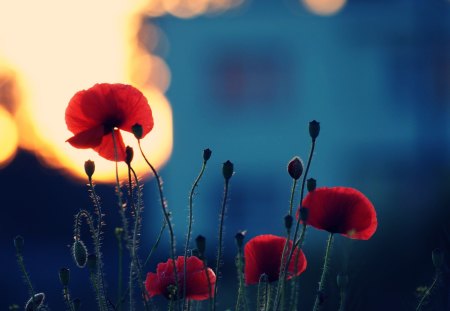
[301,187,377,240]
[66,125,104,148]
[185,257,216,300]
[244,234,306,285]
[109,84,154,137]
[93,129,126,162]
[145,272,162,298]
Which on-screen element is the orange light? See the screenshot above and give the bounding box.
[301,0,346,16]
[0,105,18,167]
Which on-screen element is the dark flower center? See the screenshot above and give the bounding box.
[103,117,123,134]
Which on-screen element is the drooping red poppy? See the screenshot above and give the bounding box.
[65,83,153,161]
[244,234,307,285]
[145,256,216,301]
[299,187,377,240]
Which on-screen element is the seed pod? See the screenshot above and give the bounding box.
[25,293,45,311]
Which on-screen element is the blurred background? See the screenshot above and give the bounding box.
[0,0,449,310]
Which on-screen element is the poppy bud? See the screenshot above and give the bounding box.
[203,148,212,162]
[25,293,45,311]
[299,207,309,222]
[59,268,70,286]
[235,231,246,249]
[223,160,234,181]
[432,248,444,270]
[84,160,95,179]
[132,123,143,139]
[287,157,303,180]
[14,235,24,254]
[87,254,97,273]
[73,298,81,311]
[336,273,348,289]
[309,120,320,141]
[125,146,134,165]
[307,178,316,192]
[284,215,293,230]
[195,235,206,256]
[72,240,87,268]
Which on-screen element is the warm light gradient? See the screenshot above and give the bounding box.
[301,0,346,15]
[0,105,18,167]
[0,1,173,182]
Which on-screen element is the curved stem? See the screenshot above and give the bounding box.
[183,160,207,308]
[213,179,230,311]
[137,140,179,305]
[313,233,334,311]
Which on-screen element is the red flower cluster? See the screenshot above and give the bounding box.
[145,256,216,301]
[300,187,377,240]
[244,234,307,285]
[65,83,153,161]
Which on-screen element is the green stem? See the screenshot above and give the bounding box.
[143,221,167,268]
[87,178,107,310]
[116,229,123,311]
[213,179,230,311]
[235,249,249,311]
[183,160,208,308]
[63,286,76,311]
[416,272,440,311]
[288,179,297,216]
[256,274,269,311]
[312,233,334,311]
[202,258,213,311]
[137,140,179,306]
[16,253,36,309]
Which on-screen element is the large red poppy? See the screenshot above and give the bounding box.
[65,83,153,161]
[244,234,307,285]
[300,187,377,240]
[145,256,216,301]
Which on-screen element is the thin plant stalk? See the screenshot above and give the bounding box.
[312,233,334,311]
[137,139,179,304]
[416,272,440,311]
[235,247,249,311]
[213,178,230,311]
[15,245,37,309]
[183,159,208,308]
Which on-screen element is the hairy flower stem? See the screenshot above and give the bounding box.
[416,272,440,311]
[87,177,108,310]
[62,286,76,311]
[74,210,107,311]
[257,275,270,311]
[273,178,298,311]
[288,179,298,216]
[130,166,150,310]
[283,140,316,284]
[235,248,249,311]
[213,178,230,311]
[137,140,179,306]
[313,233,334,311]
[144,221,167,267]
[202,258,213,311]
[183,159,208,309]
[116,228,124,311]
[15,251,37,309]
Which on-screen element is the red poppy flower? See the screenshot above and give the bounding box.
[65,83,153,161]
[299,187,377,240]
[244,234,307,285]
[145,256,216,301]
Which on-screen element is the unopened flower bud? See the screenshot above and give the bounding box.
[284,215,293,230]
[87,254,97,273]
[132,123,143,139]
[72,240,87,268]
[223,160,234,181]
[73,298,81,311]
[25,293,45,311]
[307,178,316,192]
[125,146,134,165]
[84,160,95,179]
[299,207,309,222]
[336,273,348,289]
[14,235,24,254]
[309,120,320,141]
[195,235,206,256]
[59,268,70,286]
[203,148,212,162]
[432,248,444,270]
[287,157,303,180]
[235,231,246,249]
